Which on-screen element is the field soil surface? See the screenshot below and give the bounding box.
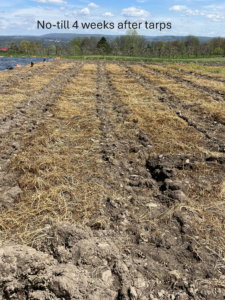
[0,60,225,300]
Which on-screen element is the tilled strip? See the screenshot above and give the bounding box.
[166,63,225,83]
[127,63,225,152]
[0,61,78,116]
[93,61,161,222]
[0,60,62,90]
[106,63,214,157]
[145,63,225,101]
[0,61,94,245]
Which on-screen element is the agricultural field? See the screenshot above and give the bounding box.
[0,59,225,299]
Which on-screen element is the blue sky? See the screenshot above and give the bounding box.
[0,0,224,36]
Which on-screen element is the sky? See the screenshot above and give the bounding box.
[0,0,224,37]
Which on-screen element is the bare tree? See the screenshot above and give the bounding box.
[171,47,177,58]
[186,45,193,58]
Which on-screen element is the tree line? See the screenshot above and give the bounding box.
[2,30,225,58]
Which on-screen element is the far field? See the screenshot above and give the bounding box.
[1,52,225,64]
[0,59,225,299]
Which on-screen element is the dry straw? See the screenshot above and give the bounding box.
[106,63,211,156]
[0,63,106,246]
[146,64,225,99]
[133,64,225,125]
[0,62,73,115]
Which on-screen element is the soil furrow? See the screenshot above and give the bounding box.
[0,61,83,136]
[0,60,79,116]
[126,63,225,153]
[0,61,85,220]
[165,64,225,83]
[144,64,225,101]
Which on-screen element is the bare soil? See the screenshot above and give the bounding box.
[0,60,225,300]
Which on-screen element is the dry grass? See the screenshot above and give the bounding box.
[0,63,106,246]
[130,64,225,125]
[146,64,225,95]
[167,64,225,81]
[106,63,213,156]
[182,64,225,73]
[0,62,74,115]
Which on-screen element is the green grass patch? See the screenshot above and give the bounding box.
[1,53,225,64]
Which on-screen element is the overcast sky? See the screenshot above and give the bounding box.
[0,0,224,37]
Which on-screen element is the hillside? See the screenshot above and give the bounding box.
[0,34,216,48]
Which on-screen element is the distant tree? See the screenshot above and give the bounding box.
[213,47,224,56]
[154,41,166,49]
[200,43,208,57]
[144,44,152,57]
[146,43,152,51]
[73,45,81,55]
[136,36,148,56]
[124,29,146,56]
[96,37,110,54]
[29,41,42,55]
[7,42,19,54]
[209,37,223,49]
[186,45,193,58]
[47,45,56,55]
[55,45,61,55]
[19,41,30,54]
[189,37,200,48]
[193,45,200,57]
[184,35,194,47]
[165,41,173,58]
[178,41,185,58]
[110,41,121,56]
[82,46,91,55]
[70,37,82,48]
[114,36,127,54]
[81,37,98,53]
[171,40,179,48]
[220,39,225,54]
[171,47,178,58]
[60,45,67,56]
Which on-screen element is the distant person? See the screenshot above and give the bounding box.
[30,62,34,67]
[43,58,46,62]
